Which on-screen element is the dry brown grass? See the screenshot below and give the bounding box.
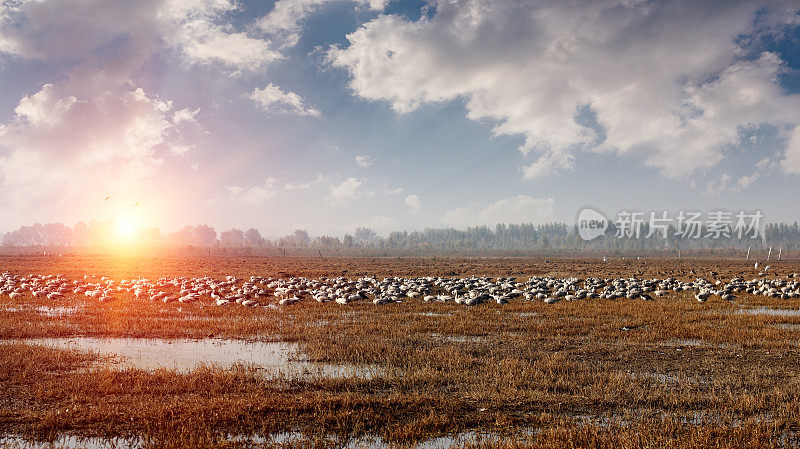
[2,255,800,448]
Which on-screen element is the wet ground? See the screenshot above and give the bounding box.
[2,337,385,379]
[3,255,800,448]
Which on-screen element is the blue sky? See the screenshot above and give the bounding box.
[1,0,800,238]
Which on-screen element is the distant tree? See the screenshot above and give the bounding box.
[354,227,377,244]
[293,229,310,246]
[194,225,217,246]
[220,228,246,247]
[314,236,341,247]
[3,223,72,246]
[2,230,17,245]
[244,228,265,247]
[540,235,550,249]
[170,226,194,246]
[43,223,72,246]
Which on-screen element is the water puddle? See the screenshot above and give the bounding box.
[774,323,800,330]
[571,413,630,428]
[414,312,451,317]
[356,431,500,448]
[416,432,504,449]
[662,339,739,350]
[629,371,705,385]
[12,338,385,379]
[736,307,800,317]
[228,430,505,448]
[430,333,488,343]
[665,339,706,347]
[0,434,138,449]
[1,305,80,317]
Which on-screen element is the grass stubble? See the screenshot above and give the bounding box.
[1,256,800,448]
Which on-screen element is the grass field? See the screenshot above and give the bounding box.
[2,255,800,448]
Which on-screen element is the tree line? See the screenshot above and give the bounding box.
[3,220,800,254]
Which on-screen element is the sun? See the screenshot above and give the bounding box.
[116,216,139,239]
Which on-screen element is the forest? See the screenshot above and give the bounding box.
[3,220,799,255]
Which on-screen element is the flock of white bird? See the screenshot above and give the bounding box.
[1,271,799,307]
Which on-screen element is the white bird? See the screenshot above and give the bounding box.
[279,296,300,306]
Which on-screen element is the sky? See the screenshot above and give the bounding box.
[1,0,800,238]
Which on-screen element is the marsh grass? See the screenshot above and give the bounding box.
[2,256,800,447]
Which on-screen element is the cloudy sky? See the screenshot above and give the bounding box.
[1,0,799,237]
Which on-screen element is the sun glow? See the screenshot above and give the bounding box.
[108,212,150,255]
[116,219,138,238]
[114,210,145,244]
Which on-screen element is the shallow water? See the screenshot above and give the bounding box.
[430,334,488,343]
[0,435,138,449]
[12,337,384,379]
[663,339,739,350]
[666,339,706,347]
[1,305,80,317]
[630,371,705,385]
[736,307,800,317]
[1,432,497,449]
[229,430,501,448]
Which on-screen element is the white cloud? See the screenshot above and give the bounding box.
[285,174,323,191]
[734,156,779,190]
[257,0,387,48]
[0,4,18,55]
[355,155,372,167]
[177,20,281,72]
[329,1,800,180]
[227,175,323,204]
[227,178,279,204]
[0,0,281,73]
[364,215,394,232]
[404,194,420,213]
[170,144,194,156]
[327,177,372,204]
[0,0,293,229]
[250,83,321,117]
[0,82,188,223]
[172,108,200,125]
[703,174,732,197]
[385,187,403,195]
[257,0,333,48]
[703,154,781,195]
[783,126,800,175]
[441,195,555,228]
[735,175,757,191]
